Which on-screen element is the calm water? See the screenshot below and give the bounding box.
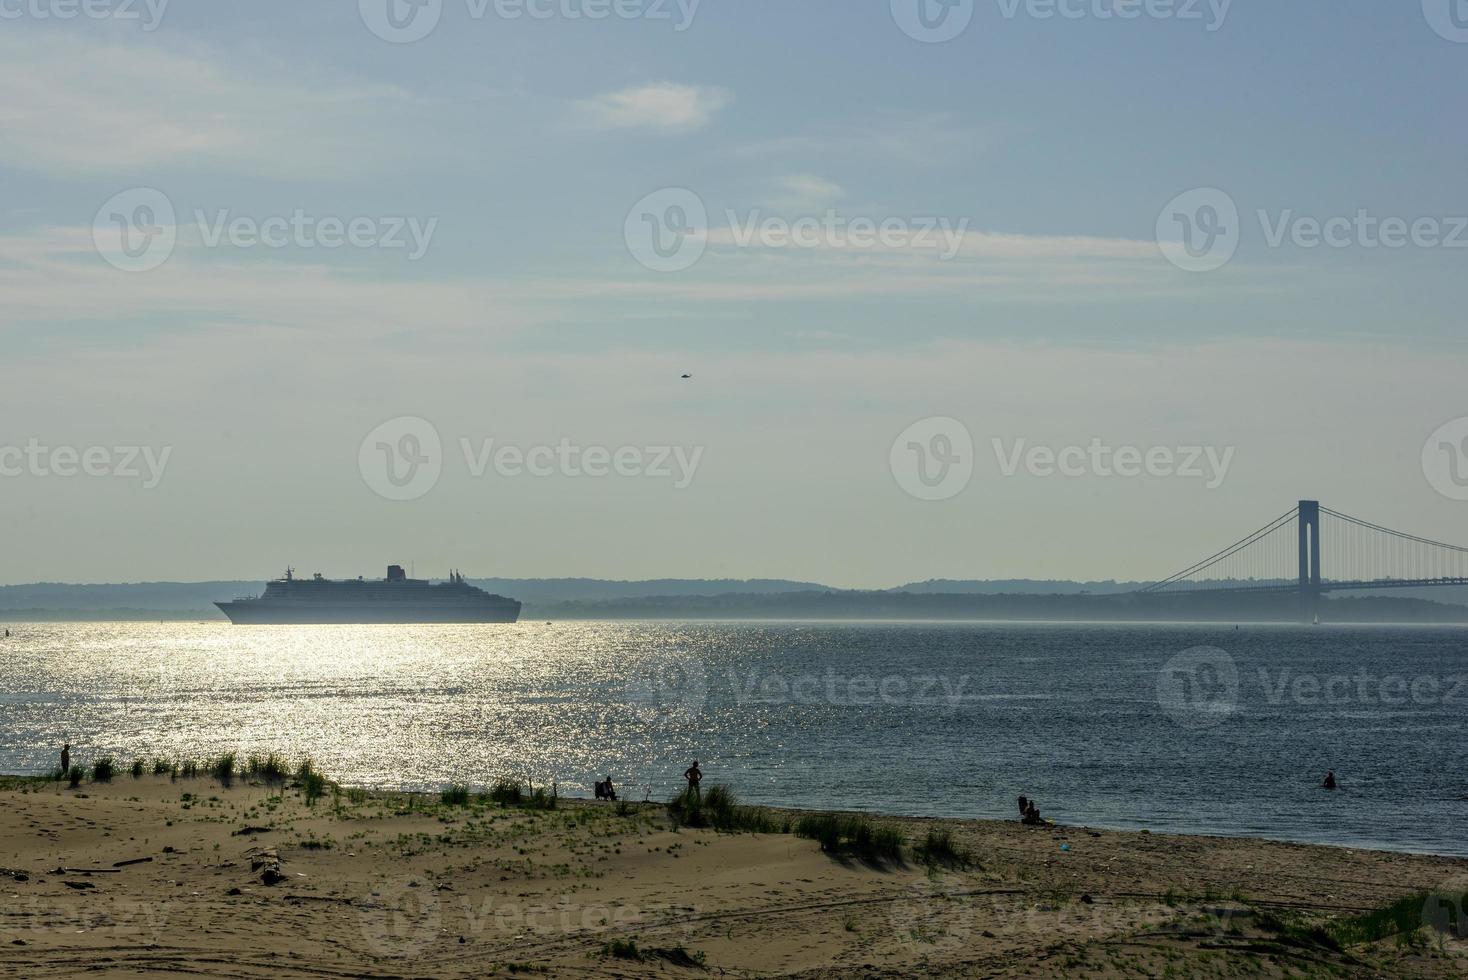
[1,621,1464,856]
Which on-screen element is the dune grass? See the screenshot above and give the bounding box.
[794,811,905,863]
[441,783,471,806]
[913,826,975,869]
[90,757,116,783]
[667,785,789,834]
[1325,892,1439,947]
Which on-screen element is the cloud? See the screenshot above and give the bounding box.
[768,175,845,210]
[0,33,415,177]
[576,83,733,131]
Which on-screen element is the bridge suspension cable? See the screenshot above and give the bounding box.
[1137,507,1299,594]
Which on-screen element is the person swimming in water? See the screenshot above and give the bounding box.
[1322,770,1337,790]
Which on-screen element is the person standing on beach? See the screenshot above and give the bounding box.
[683,760,702,800]
[60,743,70,777]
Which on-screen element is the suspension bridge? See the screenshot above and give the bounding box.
[1139,501,1468,622]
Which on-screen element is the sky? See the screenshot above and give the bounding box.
[2,0,1467,588]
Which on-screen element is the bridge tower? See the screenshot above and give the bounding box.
[1298,500,1322,623]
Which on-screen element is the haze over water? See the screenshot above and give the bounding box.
[2,621,1463,856]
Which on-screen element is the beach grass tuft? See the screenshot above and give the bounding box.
[794,811,904,863]
[913,826,974,869]
[489,779,524,806]
[90,757,116,783]
[603,938,642,961]
[440,783,471,807]
[1325,893,1434,948]
[301,768,329,806]
[246,752,291,783]
[130,759,145,779]
[210,753,236,786]
[667,785,788,835]
[67,765,84,788]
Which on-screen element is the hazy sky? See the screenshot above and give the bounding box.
[3,1,1466,587]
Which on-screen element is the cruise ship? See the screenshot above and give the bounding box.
[215,566,522,624]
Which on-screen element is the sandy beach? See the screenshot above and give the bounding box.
[1,769,1465,978]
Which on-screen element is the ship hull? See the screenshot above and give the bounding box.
[215,601,521,625]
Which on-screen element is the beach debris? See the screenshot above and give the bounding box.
[246,846,285,886]
[112,857,153,868]
[232,826,272,836]
[63,881,95,890]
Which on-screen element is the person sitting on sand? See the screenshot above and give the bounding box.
[60,743,69,778]
[684,760,702,800]
[1018,795,1029,818]
[1322,770,1337,790]
[1023,801,1043,826]
[595,777,618,801]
